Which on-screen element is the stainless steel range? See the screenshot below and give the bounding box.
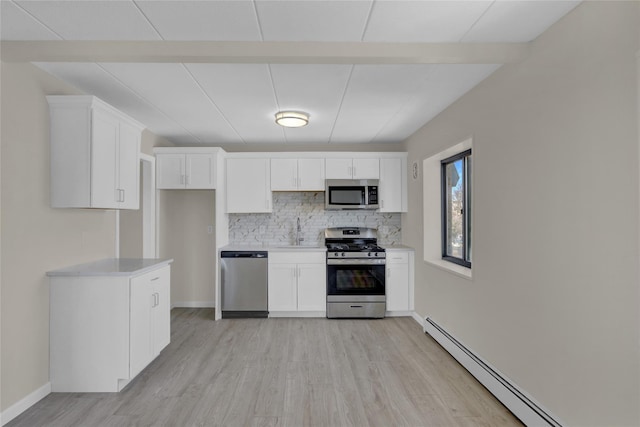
[325,227,386,319]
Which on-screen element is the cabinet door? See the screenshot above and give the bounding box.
[352,158,380,179]
[379,158,404,213]
[268,264,297,311]
[297,263,326,311]
[325,158,353,179]
[129,276,153,378]
[297,158,325,191]
[270,159,298,191]
[226,158,272,213]
[186,154,216,189]
[386,255,410,311]
[152,267,171,354]
[90,109,119,209]
[117,121,141,209]
[157,154,185,189]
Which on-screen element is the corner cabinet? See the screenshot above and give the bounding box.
[48,259,172,392]
[154,148,220,190]
[379,156,408,213]
[226,157,272,213]
[385,249,414,314]
[268,250,326,316]
[47,96,145,209]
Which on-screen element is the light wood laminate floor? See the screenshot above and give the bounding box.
[8,309,523,427]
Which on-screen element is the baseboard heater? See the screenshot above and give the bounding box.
[424,317,563,427]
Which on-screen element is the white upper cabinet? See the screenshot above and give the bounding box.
[271,158,325,191]
[325,158,379,179]
[226,158,272,213]
[155,150,217,189]
[48,96,144,209]
[379,157,407,213]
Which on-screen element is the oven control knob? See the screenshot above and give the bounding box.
[368,252,372,257]
[334,252,339,257]
[375,253,379,257]
[341,252,346,257]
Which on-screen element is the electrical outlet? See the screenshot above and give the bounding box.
[207,226,214,234]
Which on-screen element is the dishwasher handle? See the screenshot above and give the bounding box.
[221,251,268,258]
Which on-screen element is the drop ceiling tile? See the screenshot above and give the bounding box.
[185,63,284,143]
[462,1,581,42]
[99,63,242,143]
[363,1,492,42]
[0,1,61,40]
[256,1,373,41]
[135,1,261,41]
[16,0,161,40]
[270,64,352,143]
[33,62,201,144]
[372,64,501,143]
[330,64,435,143]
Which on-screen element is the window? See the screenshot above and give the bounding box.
[441,149,471,267]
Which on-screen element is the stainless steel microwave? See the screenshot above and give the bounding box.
[325,179,379,210]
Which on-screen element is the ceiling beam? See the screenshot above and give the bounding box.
[1,41,530,64]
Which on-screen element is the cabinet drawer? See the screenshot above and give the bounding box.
[386,252,409,264]
[132,265,170,286]
[269,251,326,265]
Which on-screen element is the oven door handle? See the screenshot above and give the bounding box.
[327,259,386,266]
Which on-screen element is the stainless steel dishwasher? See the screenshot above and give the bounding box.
[220,251,268,318]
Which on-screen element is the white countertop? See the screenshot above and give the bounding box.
[46,258,173,277]
[220,245,326,252]
[383,245,415,251]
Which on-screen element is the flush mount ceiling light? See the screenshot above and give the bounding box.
[275,111,309,128]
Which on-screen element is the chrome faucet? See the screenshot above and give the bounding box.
[296,217,304,246]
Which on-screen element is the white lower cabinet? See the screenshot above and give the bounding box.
[386,250,414,313]
[49,263,171,392]
[129,267,171,379]
[268,251,326,315]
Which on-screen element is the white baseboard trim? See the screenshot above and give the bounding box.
[171,301,215,309]
[269,311,326,318]
[424,318,563,427]
[410,311,424,327]
[1,382,51,426]
[385,310,413,317]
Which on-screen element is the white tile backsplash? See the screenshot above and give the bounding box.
[229,192,401,246]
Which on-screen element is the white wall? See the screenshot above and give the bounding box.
[0,62,117,411]
[402,2,639,425]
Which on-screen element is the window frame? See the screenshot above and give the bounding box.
[441,149,472,268]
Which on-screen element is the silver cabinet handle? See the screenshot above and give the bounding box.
[121,189,125,203]
[186,174,191,185]
[181,174,185,185]
[353,166,357,177]
[150,277,159,281]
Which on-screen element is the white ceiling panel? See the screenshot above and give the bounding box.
[135,1,262,41]
[186,63,284,143]
[33,62,202,144]
[0,1,61,40]
[16,1,161,40]
[99,63,242,143]
[7,1,582,145]
[256,1,372,42]
[270,64,353,143]
[462,1,581,42]
[372,64,501,143]
[330,64,435,143]
[363,1,492,42]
